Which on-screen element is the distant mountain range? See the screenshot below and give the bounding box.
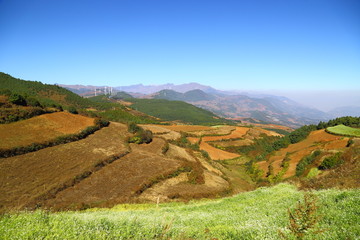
[60,82,359,128]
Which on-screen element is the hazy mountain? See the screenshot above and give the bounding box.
[153,89,215,102]
[115,83,217,94]
[151,89,332,128]
[328,106,360,118]
[61,82,343,128]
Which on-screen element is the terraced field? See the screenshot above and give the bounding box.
[257,129,349,178]
[0,112,94,149]
[0,122,129,211]
[1,120,231,211]
[187,127,281,160]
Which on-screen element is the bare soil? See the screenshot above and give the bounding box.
[200,141,240,160]
[159,125,213,132]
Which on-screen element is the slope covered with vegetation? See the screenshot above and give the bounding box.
[1,184,359,239]
[0,73,161,124]
[0,72,93,109]
[128,98,234,125]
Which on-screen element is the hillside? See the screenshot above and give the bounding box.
[128,98,234,125]
[1,184,359,239]
[0,72,94,109]
[0,115,234,211]
[106,83,336,128]
[63,82,336,128]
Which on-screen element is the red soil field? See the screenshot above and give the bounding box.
[200,141,240,160]
[202,127,250,142]
[257,129,349,178]
[159,125,213,132]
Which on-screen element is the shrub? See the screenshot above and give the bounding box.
[201,150,210,160]
[128,122,142,133]
[68,106,78,114]
[296,150,321,177]
[127,123,153,144]
[26,97,41,107]
[318,152,343,170]
[162,142,170,154]
[279,193,323,239]
[8,93,27,106]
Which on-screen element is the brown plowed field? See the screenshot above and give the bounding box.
[0,112,94,149]
[0,122,129,211]
[257,129,349,178]
[202,127,250,142]
[139,124,181,140]
[187,127,280,160]
[159,125,212,132]
[200,141,240,160]
[44,138,185,209]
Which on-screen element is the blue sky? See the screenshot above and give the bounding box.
[0,0,359,95]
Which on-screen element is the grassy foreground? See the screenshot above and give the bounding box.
[1,184,359,239]
[326,124,360,137]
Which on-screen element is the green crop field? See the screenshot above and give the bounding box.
[326,124,360,137]
[1,183,359,239]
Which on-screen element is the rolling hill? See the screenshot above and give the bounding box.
[0,72,94,109]
[151,88,330,128]
[127,98,234,125]
[63,82,336,128]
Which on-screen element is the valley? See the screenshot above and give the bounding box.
[1,73,359,239]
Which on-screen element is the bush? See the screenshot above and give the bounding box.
[318,152,343,170]
[68,106,78,114]
[128,122,142,133]
[296,150,321,177]
[162,142,170,154]
[127,123,153,144]
[279,193,323,239]
[201,150,210,160]
[26,97,41,107]
[9,93,27,106]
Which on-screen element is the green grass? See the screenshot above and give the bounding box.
[1,183,359,239]
[128,98,233,125]
[326,124,360,137]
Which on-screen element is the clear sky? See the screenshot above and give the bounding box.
[0,0,359,107]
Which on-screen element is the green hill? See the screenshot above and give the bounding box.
[153,89,184,101]
[1,183,358,239]
[153,89,215,102]
[0,72,95,109]
[0,73,160,124]
[112,91,134,100]
[128,98,233,125]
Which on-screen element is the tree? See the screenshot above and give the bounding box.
[9,93,27,106]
